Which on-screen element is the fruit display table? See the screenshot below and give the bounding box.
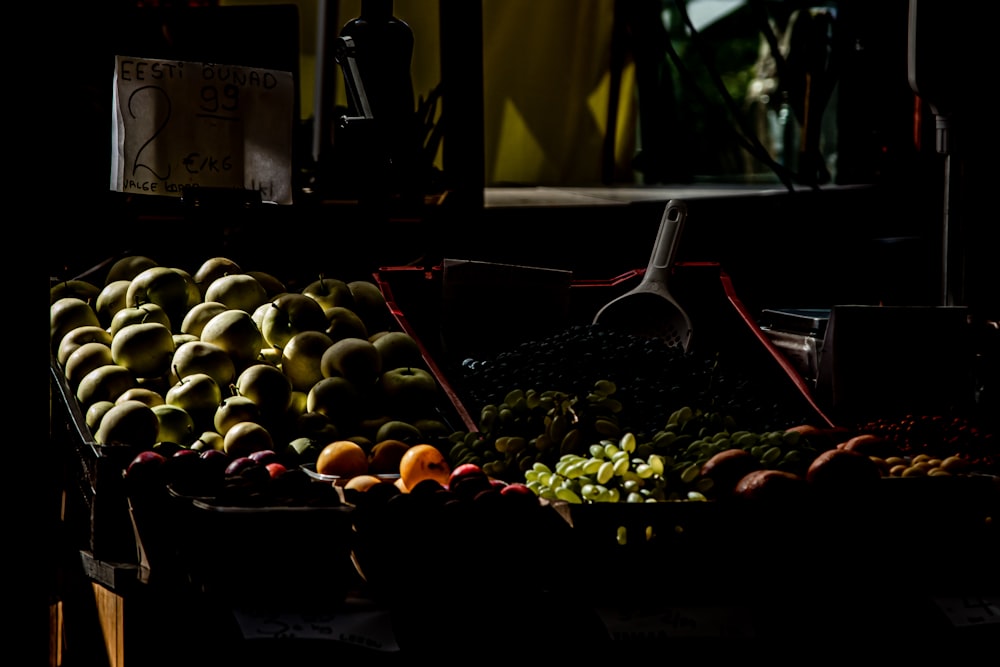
[51,360,998,665]
[49,241,998,665]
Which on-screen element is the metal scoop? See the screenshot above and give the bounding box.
[592,199,693,350]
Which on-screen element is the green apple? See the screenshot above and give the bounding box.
[57,325,112,367]
[109,303,172,338]
[50,279,100,305]
[166,372,222,431]
[76,362,136,409]
[348,280,391,332]
[204,273,267,314]
[171,340,236,389]
[285,436,323,465]
[294,411,340,442]
[280,330,334,392]
[152,403,197,447]
[125,266,191,327]
[95,399,160,448]
[172,267,203,310]
[374,419,423,446]
[223,421,274,458]
[94,280,133,329]
[85,400,116,434]
[259,346,283,366]
[172,333,198,349]
[371,331,425,371]
[280,389,309,433]
[321,337,382,387]
[180,301,228,338]
[251,300,273,331]
[51,297,101,353]
[302,277,355,311]
[379,366,438,416]
[245,270,286,298]
[323,306,369,342]
[64,342,115,389]
[192,256,242,298]
[111,322,175,379]
[261,292,327,349]
[214,394,260,436]
[306,375,361,428]
[105,255,158,284]
[136,374,170,398]
[413,417,451,440]
[235,363,293,425]
[199,309,264,373]
[190,430,226,453]
[115,387,166,408]
[287,389,308,418]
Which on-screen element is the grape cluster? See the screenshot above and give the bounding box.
[524,406,823,504]
[456,323,816,438]
[526,433,702,505]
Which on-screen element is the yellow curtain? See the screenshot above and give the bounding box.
[482,0,636,186]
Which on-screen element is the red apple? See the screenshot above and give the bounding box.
[224,456,259,477]
[249,449,279,466]
[200,449,230,474]
[265,462,288,479]
[447,463,492,500]
[500,482,534,497]
[125,450,168,487]
[164,448,205,484]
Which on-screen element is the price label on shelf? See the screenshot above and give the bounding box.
[110,55,294,204]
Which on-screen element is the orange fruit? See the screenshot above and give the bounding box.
[368,439,411,475]
[398,443,450,490]
[316,440,368,478]
[344,474,386,493]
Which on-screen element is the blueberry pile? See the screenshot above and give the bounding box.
[454,323,817,438]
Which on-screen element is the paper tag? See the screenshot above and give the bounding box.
[111,55,294,204]
[596,605,756,640]
[232,603,399,651]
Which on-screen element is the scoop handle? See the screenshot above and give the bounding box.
[641,199,688,285]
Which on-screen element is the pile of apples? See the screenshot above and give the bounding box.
[50,254,454,501]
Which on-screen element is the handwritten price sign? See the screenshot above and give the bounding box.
[111,55,294,204]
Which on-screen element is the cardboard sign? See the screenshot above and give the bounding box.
[111,55,294,204]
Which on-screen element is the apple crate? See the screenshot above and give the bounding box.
[50,354,145,568]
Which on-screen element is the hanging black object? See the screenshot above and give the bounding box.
[907,0,969,307]
[336,0,423,205]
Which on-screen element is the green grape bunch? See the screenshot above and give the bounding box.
[523,406,826,503]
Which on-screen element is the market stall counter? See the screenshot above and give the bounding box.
[49,247,997,665]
